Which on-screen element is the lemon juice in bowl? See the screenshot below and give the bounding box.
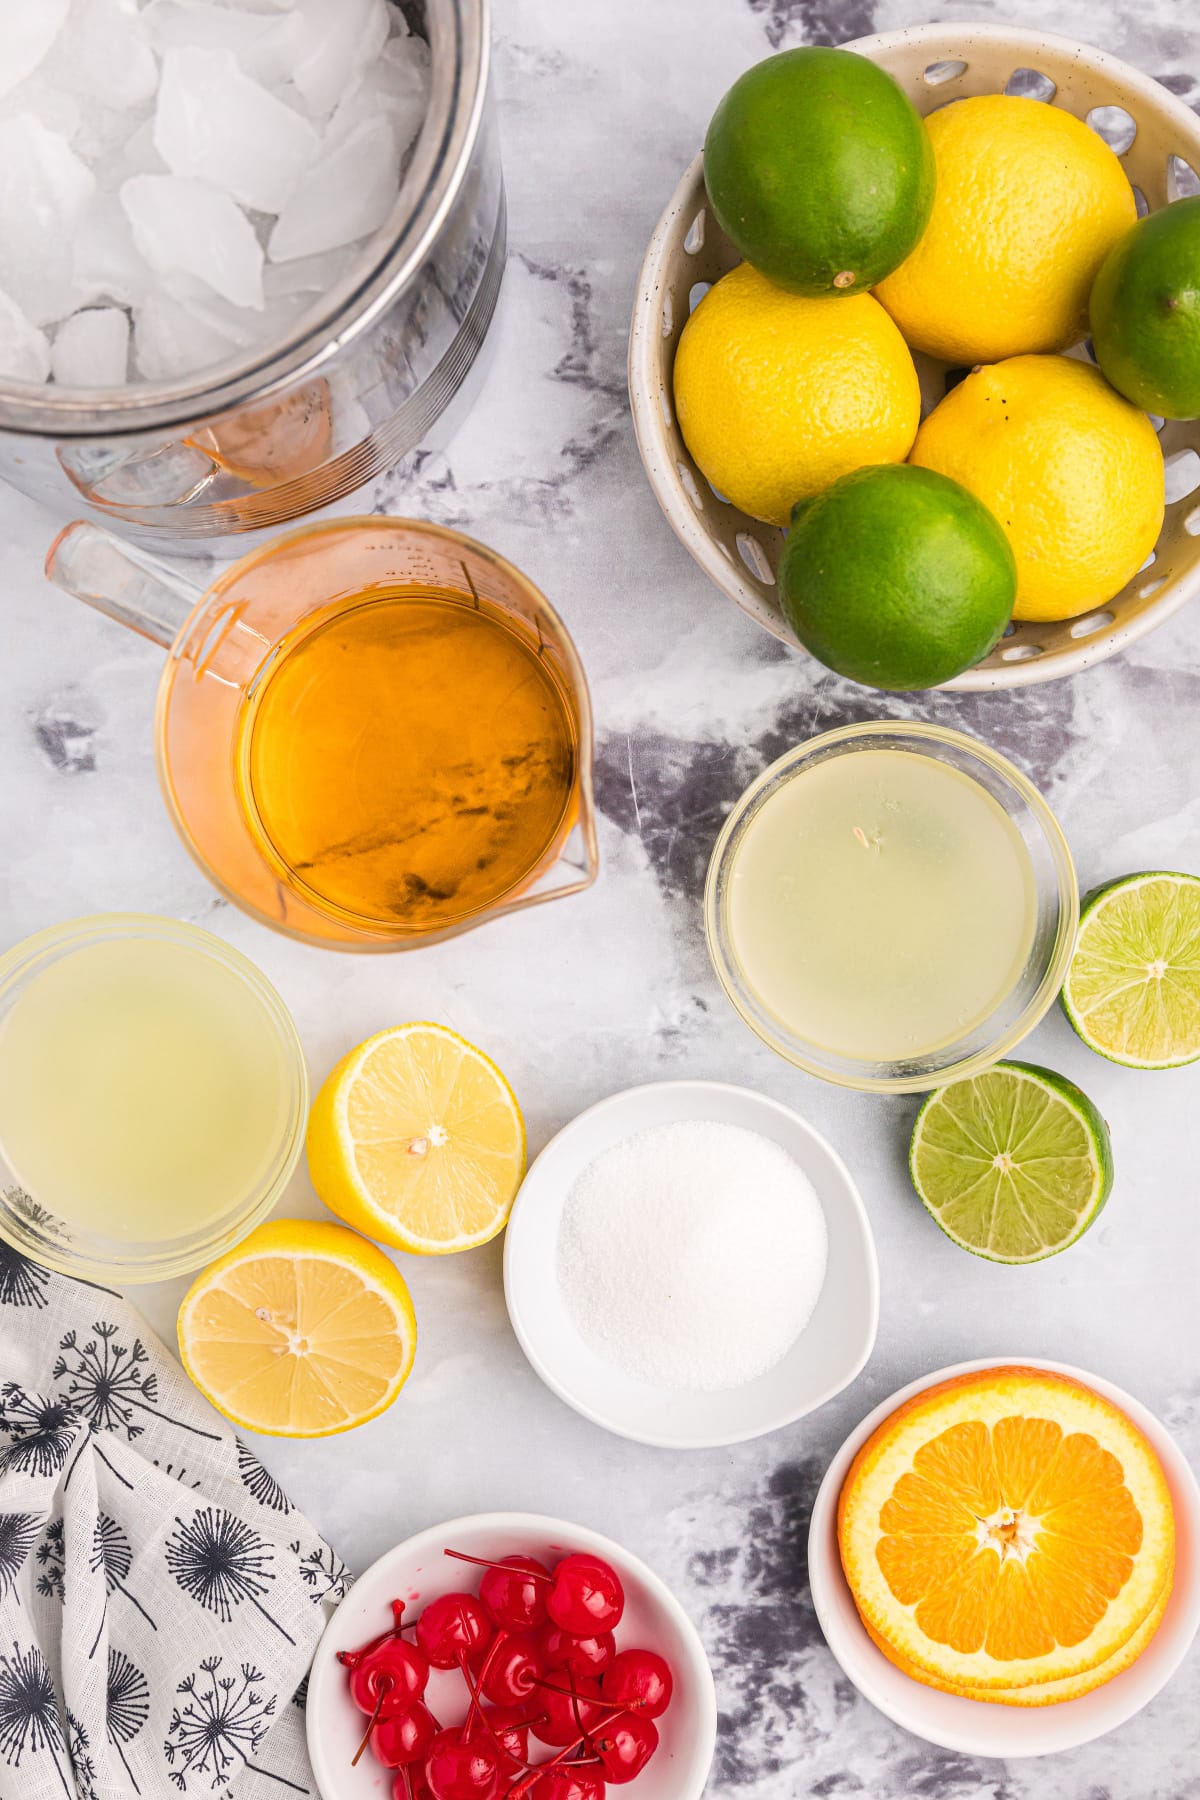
[0,915,307,1283]
[706,724,1077,1092]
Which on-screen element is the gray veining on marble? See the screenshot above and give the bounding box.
[3,2,1200,1796]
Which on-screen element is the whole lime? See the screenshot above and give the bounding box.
[1090,197,1200,418]
[778,464,1016,691]
[704,47,935,297]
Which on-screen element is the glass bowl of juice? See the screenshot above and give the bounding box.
[705,722,1078,1093]
[0,914,308,1283]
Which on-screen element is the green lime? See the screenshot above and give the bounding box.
[777,464,1016,691]
[910,1061,1113,1264]
[1063,872,1200,1067]
[1090,197,1200,419]
[704,47,935,297]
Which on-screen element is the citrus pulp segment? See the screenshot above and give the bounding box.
[306,1022,526,1253]
[837,1367,1175,1693]
[177,1218,417,1438]
[909,1062,1113,1263]
[1063,873,1200,1068]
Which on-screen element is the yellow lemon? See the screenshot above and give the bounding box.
[875,96,1137,364]
[911,355,1163,621]
[306,1022,526,1254]
[178,1218,417,1437]
[673,262,920,526]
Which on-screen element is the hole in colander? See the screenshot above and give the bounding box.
[688,280,711,315]
[1141,576,1167,598]
[716,540,733,561]
[659,386,672,430]
[1002,642,1043,661]
[1148,413,1166,432]
[1132,185,1150,217]
[707,478,731,504]
[1005,67,1056,101]
[1187,505,1200,536]
[736,532,775,584]
[683,209,706,254]
[1168,156,1200,201]
[661,292,673,337]
[1069,610,1115,638]
[1164,446,1200,502]
[1002,621,1018,638]
[1139,549,1157,571]
[1086,105,1137,154]
[677,462,703,510]
[924,59,966,85]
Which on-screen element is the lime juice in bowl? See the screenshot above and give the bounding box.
[705,723,1078,1093]
[0,915,307,1284]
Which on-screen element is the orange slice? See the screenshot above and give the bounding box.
[838,1367,1175,1694]
[862,1576,1171,1706]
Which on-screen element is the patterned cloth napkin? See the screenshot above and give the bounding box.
[0,1242,351,1800]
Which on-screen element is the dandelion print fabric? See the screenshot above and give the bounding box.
[0,1246,349,1798]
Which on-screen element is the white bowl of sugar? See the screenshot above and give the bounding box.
[503,1080,879,1448]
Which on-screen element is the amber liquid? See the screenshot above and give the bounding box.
[236,585,577,932]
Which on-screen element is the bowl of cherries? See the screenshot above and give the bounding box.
[305,1511,717,1800]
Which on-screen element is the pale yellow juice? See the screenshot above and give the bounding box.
[0,936,296,1242]
[727,750,1038,1062]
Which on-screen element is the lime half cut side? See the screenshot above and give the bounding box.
[910,1061,1113,1263]
[1063,872,1200,1069]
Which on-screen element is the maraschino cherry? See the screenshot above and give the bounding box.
[544,1556,624,1636]
[600,1648,673,1718]
[591,1713,658,1785]
[528,1671,604,1747]
[536,1625,615,1677]
[477,1631,543,1708]
[424,1726,502,1800]
[372,1702,441,1770]
[477,1704,530,1779]
[445,1551,551,1631]
[417,1592,493,1674]
[525,1771,607,1800]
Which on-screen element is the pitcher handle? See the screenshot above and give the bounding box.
[44,521,206,649]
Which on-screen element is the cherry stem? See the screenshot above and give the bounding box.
[350,1677,392,1768]
[463,1630,508,1743]
[444,1549,553,1584]
[338,1602,408,1668]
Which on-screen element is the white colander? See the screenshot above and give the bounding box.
[628,24,1200,689]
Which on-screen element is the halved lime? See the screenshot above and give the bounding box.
[910,1061,1113,1263]
[1063,872,1200,1069]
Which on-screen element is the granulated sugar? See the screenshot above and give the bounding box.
[556,1119,827,1392]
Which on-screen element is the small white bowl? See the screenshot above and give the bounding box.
[503,1080,879,1449]
[808,1356,1200,1758]
[306,1510,717,1800]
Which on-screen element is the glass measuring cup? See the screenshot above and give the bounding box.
[45,517,599,949]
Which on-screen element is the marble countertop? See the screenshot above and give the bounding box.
[3,0,1200,1793]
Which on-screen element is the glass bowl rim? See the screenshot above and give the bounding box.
[703,721,1079,1094]
[0,911,308,1283]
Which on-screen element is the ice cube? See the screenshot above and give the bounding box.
[133,286,240,379]
[155,47,319,213]
[162,270,307,349]
[48,0,158,109]
[0,287,51,382]
[73,192,154,307]
[289,0,391,118]
[122,174,265,308]
[263,247,348,297]
[0,115,97,324]
[0,0,70,101]
[0,74,82,141]
[143,0,302,89]
[327,30,429,154]
[51,307,131,386]
[269,114,399,261]
[98,117,166,191]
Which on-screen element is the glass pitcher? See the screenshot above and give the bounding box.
[45,516,599,950]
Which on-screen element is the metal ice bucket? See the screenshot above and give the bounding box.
[0,0,505,548]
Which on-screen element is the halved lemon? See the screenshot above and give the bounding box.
[306,1023,526,1254]
[838,1366,1175,1695]
[178,1218,417,1438]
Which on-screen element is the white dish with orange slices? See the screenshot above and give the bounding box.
[807,1358,1200,1756]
